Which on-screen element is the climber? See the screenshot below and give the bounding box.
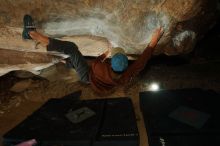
[22,14,163,94]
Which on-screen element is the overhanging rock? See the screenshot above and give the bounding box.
[0,0,219,76]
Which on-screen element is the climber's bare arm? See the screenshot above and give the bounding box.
[103,47,111,58]
[97,47,111,62]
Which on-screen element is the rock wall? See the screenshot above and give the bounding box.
[0,0,219,75]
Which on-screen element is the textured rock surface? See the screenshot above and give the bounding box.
[0,0,219,75]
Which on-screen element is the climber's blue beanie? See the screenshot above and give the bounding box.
[111,53,128,72]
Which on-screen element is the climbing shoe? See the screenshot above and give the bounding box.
[22,14,36,39]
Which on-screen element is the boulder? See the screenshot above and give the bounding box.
[0,0,219,75]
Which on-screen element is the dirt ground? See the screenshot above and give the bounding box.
[0,58,220,146]
[0,62,149,146]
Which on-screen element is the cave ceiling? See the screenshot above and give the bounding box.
[0,0,219,76]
